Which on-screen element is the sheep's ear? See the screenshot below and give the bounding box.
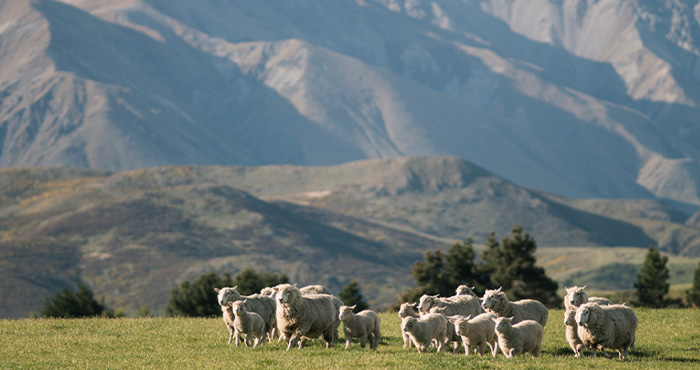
[214,288,220,293]
[233,285,238,290]
[350,304,357,309]
[434,294,440,298]
[228,301,234,306]
[582,285,587,290]
[508,316,515,321]
[496,286,503,292]
[293,283,298,287]
[465,315,472,321]
[243,299,248,303]
[469,286,475,290]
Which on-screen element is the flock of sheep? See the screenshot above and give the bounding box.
[213,283,638,361]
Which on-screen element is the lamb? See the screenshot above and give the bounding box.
[494,317,544,358]
[229,300,266,348]
[401,313,449,353]
[215,286,276,342]
[299,285,332,295]
[481,287,548,327]
[564,309,584,358]
[339,305,381,350]
[575,302,637,360]
[429,307,464,353]
[565,286,613,310]
[417,293,483,318]
[397,302,420,348]
[274,283,340,350]
[450,313,499,357]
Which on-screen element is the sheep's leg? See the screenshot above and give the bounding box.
[489,341,498,357]
[477,342,486,356]
[359,333,367,348]
[227,326,234,345]
[234,329,241,347]
[532,343,541,358]
[598,345,612,359]
[286,333,300,351]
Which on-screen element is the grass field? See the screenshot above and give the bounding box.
[1,309,699,369]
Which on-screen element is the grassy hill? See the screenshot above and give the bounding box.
[1,157,699,317]
[1,309,699,369]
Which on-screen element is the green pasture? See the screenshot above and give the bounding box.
[1,309,699,369]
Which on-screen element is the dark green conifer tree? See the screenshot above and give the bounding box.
[338,280,369,312]
[41,282,106,318]
[686,262,700,308]
[634,246,671,308]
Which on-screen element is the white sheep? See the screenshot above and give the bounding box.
[428,307,464,353]
[299,285,332,295]
[455,285,478,297]
[397,302,420,348]
[564,309,584,358]
[274,283,340,350]
[575,303,637,360]
[564,286,613,310]
[339,305,381,350]
[229,300,266,348]
[450,313,499,357]
[494,317,544,358]
[417,293,483,318]
[215,286,276,342]
[481,287,548,327]
[401,313,449,353]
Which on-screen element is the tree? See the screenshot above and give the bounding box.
[397,238,483,305]
[481,225,561,308]
[41,282,107,318]
[337,280,369,312]
[165,271,233,317]
[686,262,700,308]
[165,269,289,317]
[634,246,671,308]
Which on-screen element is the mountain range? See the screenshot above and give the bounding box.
[2,0,700,207]
[1,156,699,317]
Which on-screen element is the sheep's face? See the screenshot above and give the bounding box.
[260,287,274,297]
[401,317,417,333]
[575,305,592,327]
[429,306,447,314]
[481,290,503,310]
[216,287,239,307]
[454,319,469,336]
[277,284,297,305]
[456,285,477,297]
[231,301,246,316]
[339,306,354,322]
[564,309,577,327]
[494,317,512,333]
[398,303,417,318]
[567,286,587,307]
[417,295,436,313]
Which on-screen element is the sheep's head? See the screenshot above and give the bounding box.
[398,302,418,318]
[494,316,514,333]
[260,287,275,297]
[417,294,438,313]
[214,286,239,306]
[564,309,577,327]
[230,299,248,316]
[429,306,447,315]
[452,316,472,337]
[481,287,503,310]
[339,305,356,322]
[575,303,595,327]
[455,285,477,297]
[401,317,418,333]
[275,283,299,305]
[566,286,588,307]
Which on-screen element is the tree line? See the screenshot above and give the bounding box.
[39,225,700,317]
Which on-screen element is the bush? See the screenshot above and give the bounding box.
[41,283,108,318]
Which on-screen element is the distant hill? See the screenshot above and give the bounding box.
[1,157,700,317]
[2,0,700,207]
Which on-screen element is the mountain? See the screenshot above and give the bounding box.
[1,157,700,317]
[2,0,700,206]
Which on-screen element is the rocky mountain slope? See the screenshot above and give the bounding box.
[1,0,700,206]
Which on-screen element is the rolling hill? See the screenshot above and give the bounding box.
[1,157,699,317]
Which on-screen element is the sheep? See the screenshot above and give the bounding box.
[565,286,613,310]
[338,305,381,350]
[215,287,277,342]
[229,300,266,348]
[429,307,464,353]
[274,283,340,350]
[417,293,483,318]
[299,285,332,295]
[494,317,544,358]
[564,309,584,358]
[455,285,478,297]
[575,302,637,360]
[450,313,499,357]
[400,313,449,353]
[397,302,420,348]
[481,287,548,327]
